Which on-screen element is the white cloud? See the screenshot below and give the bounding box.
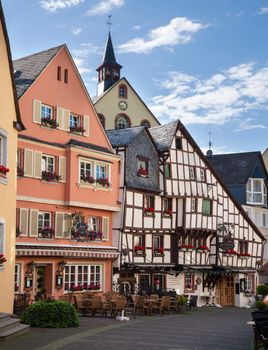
[118,17,207,54]
[87,0,125,16]
[132,25,141,31]
[259,7,268,15]
[73,57,91,74]
[40,0,84,12]
[72,27,82,35]
[150,62,268,127]
[234,118,266,131]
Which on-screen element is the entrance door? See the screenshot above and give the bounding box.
[217,276,235,306]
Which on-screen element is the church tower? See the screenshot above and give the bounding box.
[96,31,122,96]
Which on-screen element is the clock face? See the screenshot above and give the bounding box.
[118,100,128,111]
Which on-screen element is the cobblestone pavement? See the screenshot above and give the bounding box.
[2,307,254,350]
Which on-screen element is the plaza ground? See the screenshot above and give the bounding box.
[2,307,254,350]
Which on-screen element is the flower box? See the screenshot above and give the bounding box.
[80,174,95,184]
[137,167,148,177]
[38,227,54,238]
[41,170,61,182]
[238,253,251,258]
[153,247,164,256]
[0,254,7,264]
[196,245,210,253]
[224,249,238,256]
[134,246,145,256]
[144,207,155,217]
[41,117,58,129]
[163,209,172,218]
[0,165,9,175]
[70,126,85,135]
[96,177,110,188]
[178,244,195,252]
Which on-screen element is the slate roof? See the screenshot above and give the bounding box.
[13,45,64,98]
[66,139,113,154]
[106,126,145,147]
[149,120,179,152]
[207,152,261,185]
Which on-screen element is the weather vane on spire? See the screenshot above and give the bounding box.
[107,15,112,31]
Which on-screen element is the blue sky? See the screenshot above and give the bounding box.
[2,0,268,154]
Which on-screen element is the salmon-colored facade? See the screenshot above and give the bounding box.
[15,45,120,300]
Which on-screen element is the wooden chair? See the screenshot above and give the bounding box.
[101,294,111,317]
[152,296,170,315]
[134,295,145,315]
[58,295,69,302]
[111,297,126,318]
[73,294,88,316]
[91,295,103,317]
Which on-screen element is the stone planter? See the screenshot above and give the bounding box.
[177,304,187,314]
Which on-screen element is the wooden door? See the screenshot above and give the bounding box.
[217,276,234,306]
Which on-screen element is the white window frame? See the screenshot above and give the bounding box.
[14,264,21,292]
[80,160,93,181]
[191,198,197,212]
[41,104,52,120]
[64,264,102,291]
[0,220,5,256]
[70,114,81,128]
[41,155,55,173]
[246,178,267,205]
[88,217,100,232]
[38,212,51,231]
[0,129,7,167]
[200,169,206,182]
[96,164,108,180]
[245,275,254,293]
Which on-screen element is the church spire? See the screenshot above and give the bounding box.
[96,18,122,96]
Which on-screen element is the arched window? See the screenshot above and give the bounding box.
[98,114,105,129]
[118,84,127,98]
[140,119,151,128]
[113,69,119,80]
[115,114,131,129]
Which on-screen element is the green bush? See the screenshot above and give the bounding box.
[256,285,268,297]
[21,300,79,328]
[178,295,188,305]
[256,301,267,310]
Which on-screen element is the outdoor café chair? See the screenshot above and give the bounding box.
[91,295,103,317]
[111,296,126,318]
[152,296,170,315]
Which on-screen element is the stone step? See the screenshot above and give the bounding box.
[0,313,9,323]
[0,323,30,341]
[0,317,20,333]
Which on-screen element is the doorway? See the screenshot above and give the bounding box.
[217,276,235,306]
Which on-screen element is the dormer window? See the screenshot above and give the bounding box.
[119,84,127,98]
[246,178,267,206]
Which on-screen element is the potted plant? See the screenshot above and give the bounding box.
[134,245,145,256]
[163,209,172,218]
[177,295,187,314]
[144,207,155,217]
[137,167,148,177]
[154,247,164,256]
[196,245,209,253]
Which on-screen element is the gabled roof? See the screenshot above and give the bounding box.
[13,45,63,98]
[93,77,160,126]
[106,126,145,148]
[207,152,263,185]
[97,31,122,70]
[0,2,25,130]
[149,120,179,152]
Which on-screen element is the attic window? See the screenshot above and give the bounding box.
[57,66,61,81]
[175,137,182,150]
[118,84,127,98]
[64,69,68,84]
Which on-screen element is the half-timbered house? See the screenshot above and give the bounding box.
[108,120,265,307]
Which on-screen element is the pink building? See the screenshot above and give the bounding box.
[13,45,120,299]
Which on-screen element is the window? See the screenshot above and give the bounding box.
[239,241,249,254]
[80,161,92,182]
[115,116,130,129]
[0,131,7,167]
[134,235,144,247]
[139,274,150,290]
[163,198,172,216]
[57,66,61,81]
[191,198,197,212]
[175,137,182,150]
[189,167,196,180]
[96,164,107,180]
[41,104,52,120]
[184,273,194,291]
[88,217,100,231]
[41,155,54,172]
[64,265,102,291]
[245,275,254,293]
[98,114,105,128]
[200,169,206,182]
[0,222,4,255]
[64,69,68,83]
[144,196,154,209]
[70,114,80,128]
[263,213,268,227]
[140,119,151,128]
[202,199,212,215]
[38,212,51,230]
[14,264,21,292]
[137,158,148,177]
[118,84,127,98]
[153,235,163,255]
[247,178,267,205]
[165,163,171,178]
[113,69,119,80]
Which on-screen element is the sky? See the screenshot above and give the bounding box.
[2,0,268,154]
